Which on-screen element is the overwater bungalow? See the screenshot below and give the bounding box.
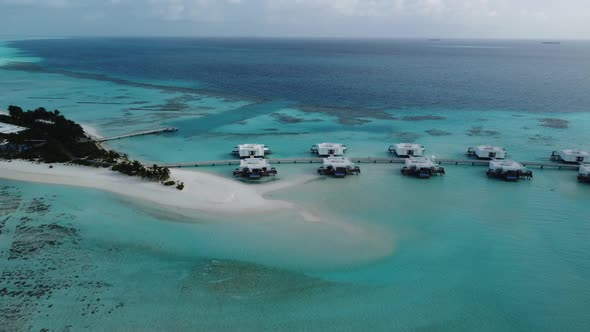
[578,164,590,183]
[551,149,589,164]
[233,157,277,180]
[467,145,506,160]
[232,144,270,159]
[388,143,425,158]
[311,143,347,157]
[317,156,360,178]
[486,160,533,181]
[400,157,445,179]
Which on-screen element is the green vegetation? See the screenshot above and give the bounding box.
[0,105,115,163]
[112,161,171,182]
[1,105,175,185]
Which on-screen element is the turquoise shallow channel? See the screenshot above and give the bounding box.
[1,38,590,331]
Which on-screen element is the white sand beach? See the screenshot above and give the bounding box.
[0,160,296,215]
[80,123,103,140]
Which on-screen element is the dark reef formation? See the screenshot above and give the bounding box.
[271,112,323,124]
[299,105,396,126]
[538,118,569,129]
[402,115,446,121]
[0,187,123,331]
[425,129,452,136]
[467,126,500,137]
[394,132,422,142]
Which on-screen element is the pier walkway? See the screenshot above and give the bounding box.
[98,127,178,142]
[159,157,580,170]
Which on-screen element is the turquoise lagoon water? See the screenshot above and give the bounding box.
[1,38,590,331]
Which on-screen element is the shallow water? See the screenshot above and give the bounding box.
[1,38,590,331]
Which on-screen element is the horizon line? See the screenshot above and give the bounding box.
[1,35,588,42]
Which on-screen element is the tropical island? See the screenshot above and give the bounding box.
[0,105,182,189]
[0,104,328,220]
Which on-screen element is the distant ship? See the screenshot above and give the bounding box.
[541,41,561,45]
[428,38,441,42]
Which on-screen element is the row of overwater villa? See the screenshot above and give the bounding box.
[229,143,590,183]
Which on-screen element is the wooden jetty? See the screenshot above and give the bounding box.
[98,127,178,142]
[160,157,580,170]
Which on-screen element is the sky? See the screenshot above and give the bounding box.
[0,0,588,39]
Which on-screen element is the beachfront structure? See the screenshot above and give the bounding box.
[578,164,590,183]
[467,145,507,160]
[388,143,425,158]
[317,156,360,178]
[486,160,533,182]
[551,149,589,164]
[232,144,270,159]
[233,157,277,179]
[311,143,347,157]
[400,157,445,179]
[0,122,27,135]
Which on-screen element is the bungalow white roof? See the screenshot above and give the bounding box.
[405,157,436,168]
[476,145,505,153]
[313,142,347,156]
[489,160,525,172]
[0,122,27,134]
[0,139,8,146]
[580,164,590,176]
[391,143,425,157]
[469,145,507,159]
[236,144,266,157]
[561,149,589,158]
[240,157,271,170]
[395,143,424,150]
[323,156,354,168]
[238,143,264,149]
[317,142,344,149]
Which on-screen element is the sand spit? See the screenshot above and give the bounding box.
[0,160,297,215]
[0,160,395,266]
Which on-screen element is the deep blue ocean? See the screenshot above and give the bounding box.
[2,38,590,331]
[10,38,590,111]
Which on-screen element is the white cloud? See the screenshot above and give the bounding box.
[0,0,586,38]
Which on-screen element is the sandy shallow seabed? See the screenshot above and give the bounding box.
[0,160,396,266]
